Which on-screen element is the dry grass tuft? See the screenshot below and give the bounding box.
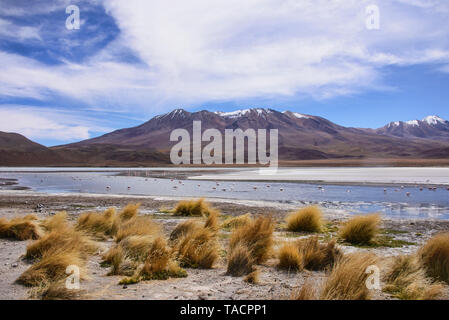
[278,242,303,271]
[26,226,97,260]
[229,216,274,265]
[227,243,254,276]
[419,233,449,284]
[76,207,117,238]
[278,237,342,272]
[222,214,252,230]
[39,281,85,300]
[320,252,377,300]
[139,237,187,280]
[0,216,43,240]
[17,249,86,287]
[299,237,342,271]
[41,211,69,231]
[383,255,443,300]
[174,227,219,269]
[173,198,219,217]
[204,210,220,233]
[339,214,381,245]
[118,203,140,221]
[292,281,318,300]
[115,216,161,243]
[244,268,260,284]
[169,220,201,242]
[286,206,323,233]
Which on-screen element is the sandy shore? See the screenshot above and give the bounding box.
[1,190,448,300]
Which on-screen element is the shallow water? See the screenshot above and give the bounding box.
[1,168,449,220]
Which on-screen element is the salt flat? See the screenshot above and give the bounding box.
[189,167,449,186]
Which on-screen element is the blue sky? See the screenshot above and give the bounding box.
[1,0,449,146]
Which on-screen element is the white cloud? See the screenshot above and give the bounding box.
[1,0,449,112]
[0,106,114,142]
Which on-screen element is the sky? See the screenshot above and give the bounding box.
[1,0,449,146]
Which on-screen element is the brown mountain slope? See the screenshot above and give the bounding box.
[0,131,66,166]
[56,109,449,163]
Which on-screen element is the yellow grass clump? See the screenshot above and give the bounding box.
[41,211,69,231]
[139,237,187,280]
[25,225,97,260]
[38,281,85,300]
[118,203,140,221]
[115,216,161,243]
[320,252,377,300]
[229,216,274,264]
[383,255,443,300]
[244,268,260,284]
[227,243,254,276]
[76,207,117,238]
[17,248,87,287]
[419,233,449,283]
[0,215,43,240]
[278,237,342,272]
[204,210,220,234]
[173,198,219,217]
[278,242,303,271]
[339,214,381,245]
[221,214,252,230]
[169,219,201,242]
[174,227,219,269]
[292,281,318,300]
[286,206,323,233]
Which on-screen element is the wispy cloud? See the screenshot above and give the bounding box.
[1,0,449,143]
[0,105,114,142]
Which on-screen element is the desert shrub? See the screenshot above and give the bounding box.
[17,248,86,287]
[286,206,323,232]
[204,210,220,233]
[339,214,381,244]
[41,211,69,231]
[320,252,377,300]
[227,243,254,276]
[115,216,161,242]
[139,237,187,280]
[76,207,117,238]
[174,227,219,269]
[292,281,318,300]
[244,268,260,284]
[278,242,303,271]
[298,237,342,271]
[169,220,201,242]
[173,198,219,217]
[229,216,274,264]
[0,216,43,240]
[419,233,449,283]
[118,203,140,221]
[278,237,341,272]
[222,214,252,230]
[383,255,443,300]
[25,226,97,260]
[39,281,85,300]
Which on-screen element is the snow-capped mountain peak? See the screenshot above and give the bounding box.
[214,108,272,118]
[423,115,446,126]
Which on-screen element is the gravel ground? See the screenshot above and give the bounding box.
[1,191,448,300]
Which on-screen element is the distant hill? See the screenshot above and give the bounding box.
[0,131,65,166]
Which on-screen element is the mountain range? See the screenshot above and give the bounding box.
[1,108,449,166]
